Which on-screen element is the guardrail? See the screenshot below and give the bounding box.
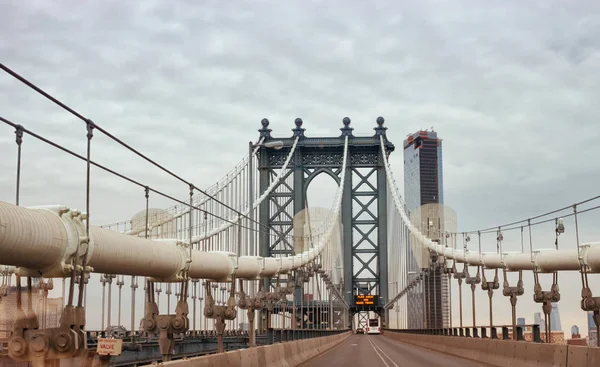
[96,328,349,366]
[387,324,544,343]
[261,328,350,345]
[2,328,349,366]
[160,331,353,367]
[383,329,600,366]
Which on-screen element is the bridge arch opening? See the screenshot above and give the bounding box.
[305,170,339,221]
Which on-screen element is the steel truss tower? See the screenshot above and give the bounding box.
[255,117,394,326]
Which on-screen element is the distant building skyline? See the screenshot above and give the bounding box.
[532,304,563,333]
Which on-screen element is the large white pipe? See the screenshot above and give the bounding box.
[0,203,70,273]
[0,137,349,282]
[422,238,600,273]
[89,227,188,280]
[585,244,600,272]
[379,136,600,275]
[0,199,334,281]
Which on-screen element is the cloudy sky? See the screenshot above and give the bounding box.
[1,1,600,337]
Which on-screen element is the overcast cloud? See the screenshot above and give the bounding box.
[1,0,600,337]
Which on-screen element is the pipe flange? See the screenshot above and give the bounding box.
[8,336,27,357]
[30,333,50,356]
[143,317,156,332]
[225,308,235,319]
[158,317,170,330]
[173,317,185,330]
[53,332,72,353]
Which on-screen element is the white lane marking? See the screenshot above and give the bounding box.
[366,336,391,367]
[369,336,399,367]
[351,344,358,346]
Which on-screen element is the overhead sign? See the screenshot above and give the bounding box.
[354,294,378,307]
[97,338,123,356]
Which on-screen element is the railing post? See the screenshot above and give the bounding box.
[481,327,487,338]
[532,324,543,343]
[491,327,498,339]
[459,328,464,337]
[502,327,509,340]
[465,328,471,337]
[516,326,524,341]
[267,328,274,345]
[472,327,478,338]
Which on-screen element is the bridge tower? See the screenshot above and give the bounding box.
[255,117,394,327]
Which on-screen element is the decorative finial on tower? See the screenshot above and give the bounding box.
[374,116,387,136]
[259,118,272,139]
[340,117,354,137]
[292,117,305,137]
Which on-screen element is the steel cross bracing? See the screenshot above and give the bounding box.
[351,165,380,295]
[255,117,394,329]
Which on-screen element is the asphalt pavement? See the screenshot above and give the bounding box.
[299,333,488,367]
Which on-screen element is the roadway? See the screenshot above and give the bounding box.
[300,333,487,367]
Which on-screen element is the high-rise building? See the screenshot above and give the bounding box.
[588,311,598,347]
[549,303,562,331]
[534,312,545,331]
[571,325,580,336]
[567,325,587,346]
[403,130,444,215]
[403,129,448,329]
[588,311,596,330]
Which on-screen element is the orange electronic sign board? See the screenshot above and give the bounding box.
[354,294,378,307]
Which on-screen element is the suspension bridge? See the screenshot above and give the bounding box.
[1,63,600,366]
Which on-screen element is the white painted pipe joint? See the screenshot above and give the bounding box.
[582,243,600,272]
[0,203,95,278]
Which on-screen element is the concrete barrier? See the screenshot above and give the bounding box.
[159,331,351,367]
[383,331,600,367]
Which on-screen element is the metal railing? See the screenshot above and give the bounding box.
[384,324,544,343]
